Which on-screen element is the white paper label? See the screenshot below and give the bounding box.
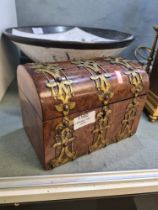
[32,27,43,34]
[74,111,96,130]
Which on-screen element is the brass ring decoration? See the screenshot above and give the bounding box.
[31,63,77,168]
[134,46,151,65]
[134,25,158,74]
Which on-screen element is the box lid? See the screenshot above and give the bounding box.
[17,57,149,121]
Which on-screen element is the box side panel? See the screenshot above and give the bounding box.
[19,88,44,167]
[17,65,43,121]
[43,95,146,169]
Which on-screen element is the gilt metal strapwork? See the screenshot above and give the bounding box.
[31,63,76,168]
[117,69,143,140]
[72,60,114,152]
[104,56,135,70]
[31,63,75,115]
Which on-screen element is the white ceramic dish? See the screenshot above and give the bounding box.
[4,25,134,62]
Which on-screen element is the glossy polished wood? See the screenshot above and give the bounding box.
[17,58,149,169]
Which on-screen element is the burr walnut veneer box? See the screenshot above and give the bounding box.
[17,57,149,169]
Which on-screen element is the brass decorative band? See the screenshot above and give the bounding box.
[104,56,135,70]
[31,63,76,168]
[72,60,113,152]
[118,70,143,140]
[104,57,143,140]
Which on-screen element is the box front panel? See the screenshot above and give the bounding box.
[43,95,147,169]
